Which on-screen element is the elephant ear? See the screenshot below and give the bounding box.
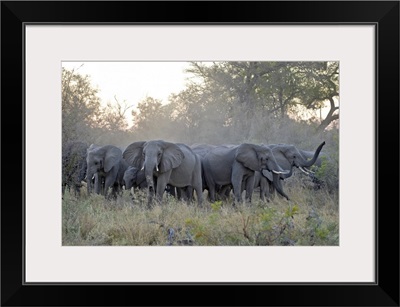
[104,146,122,173]
[123,141,145,168]
[262,169,273,181]
[235,143,260,171]
[272,147,293,170]
[159,142,184,172]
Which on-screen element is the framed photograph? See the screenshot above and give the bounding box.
[2,1,399,306]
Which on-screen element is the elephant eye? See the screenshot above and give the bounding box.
[94,162,98,165]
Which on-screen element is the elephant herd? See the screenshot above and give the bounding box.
[62,139,326,207]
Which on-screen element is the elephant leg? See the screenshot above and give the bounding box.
[259,177,268,202]
[110,183,118,200]
[167,185,176,197]
[103,175,116,199]
[217,185,231,201]
[176,187,183,200]
[156,172,170,203]
[232,174,244,203]
[267,179,275,200]
[194,185,203,207]
[156,183,166,203]
[244,175,255,203]
[207,184,217,203]
[184,186,193,204]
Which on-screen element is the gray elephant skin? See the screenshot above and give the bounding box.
[202,143,290,203]
[123,166,185,201]
[123,166,147,190]
[86,144,126,199]
[190,143,234,201]
[261,141,326,197]
[62,141,88,197]
[123,140,204,206]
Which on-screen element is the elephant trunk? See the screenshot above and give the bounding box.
[144,157,158,192]
[279,166,294,179]
[272,172,290,200]
[94,173,102,195]
[302,141,326,168]
[86,169,93,194]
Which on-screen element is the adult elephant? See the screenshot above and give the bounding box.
[123,140,203,206]
[190,143,234,201]
[62,141,88,197]
[202,143,290,204]
[86,144,124,199]
[261,142,326,197]
[298,149,330,168]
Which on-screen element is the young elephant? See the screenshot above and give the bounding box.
[123,166,147,190]
[86,144,124,199]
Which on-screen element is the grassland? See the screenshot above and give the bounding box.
[62,176,339,246]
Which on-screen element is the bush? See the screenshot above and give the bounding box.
[62,185,339,246]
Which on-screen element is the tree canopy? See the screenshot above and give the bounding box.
[62,61,339,149]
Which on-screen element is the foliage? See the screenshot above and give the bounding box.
[62,67,103,145]
[62,67,133,148]
[62,62,339,150]
[62,187,339,246]
[62,62,340,247]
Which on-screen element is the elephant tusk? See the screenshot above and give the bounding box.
[272,170,290,175]
[156,165,159,172]
[141,165,144,171]
[299,166,314,174]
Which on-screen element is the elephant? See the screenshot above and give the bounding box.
[202,143,290,204]
[86,144,124,199]
[123,140,204,206]
[261,142,326,197]
[62,141,88,197]
[252,167,294,202]
[298,149,331,169]
[190,143,234,201]
[113,158,129,197]
[123,166,147,191]
[92,159,128,198]
[122,166,185,202]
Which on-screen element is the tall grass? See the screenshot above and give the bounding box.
[62,183,339,246]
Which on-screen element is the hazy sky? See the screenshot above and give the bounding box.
[62,61,195,107]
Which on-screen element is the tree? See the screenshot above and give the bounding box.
[62,67,135,148]
[62,67,103,145]
[186,61,339,134]
[131,97,175,141]
[102,96,132,131]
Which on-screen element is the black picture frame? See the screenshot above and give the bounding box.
[1,1,399,306]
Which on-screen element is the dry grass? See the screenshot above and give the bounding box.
[62,182,339,246]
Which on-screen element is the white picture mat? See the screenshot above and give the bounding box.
[25,25,375,283]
